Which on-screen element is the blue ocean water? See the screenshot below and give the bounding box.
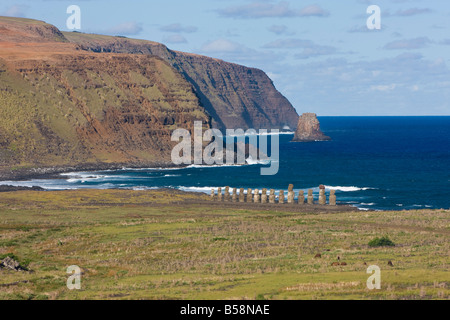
[2,117,450,211]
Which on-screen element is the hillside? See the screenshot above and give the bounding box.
[0,17,210,171]
[63,32,299,130]
[0,17,298,173]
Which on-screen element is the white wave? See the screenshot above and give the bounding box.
[246,156,271,166]
[360,203,376,206]
[324,185,375,192]
[227,131,294,137]
[62,172,150,183]
[178,186,215,193]
[114,167,187,172]
[186,163,246,169]
[61,173,107,181]
[131,186,158,191]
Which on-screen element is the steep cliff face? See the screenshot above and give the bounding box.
[0,16,67,43]
[292,113,331,142]
[0,16,299,172]
[0,17,210,169]
[63,32,299,130]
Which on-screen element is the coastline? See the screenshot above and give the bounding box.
[0,161,179,182]
[1,164,446,212]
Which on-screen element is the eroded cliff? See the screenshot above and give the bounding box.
[0,16,299,173]
[0,17,210,169]
[63,32,299,130]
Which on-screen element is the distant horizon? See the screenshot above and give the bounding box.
[316,115,450,117]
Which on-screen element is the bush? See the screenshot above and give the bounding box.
[0,253,19,261]
[368,236,395,247]
[0,253,31,268]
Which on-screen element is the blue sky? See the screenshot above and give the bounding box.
[2,0,450,116]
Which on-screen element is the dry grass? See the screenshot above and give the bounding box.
[0,189,448,300]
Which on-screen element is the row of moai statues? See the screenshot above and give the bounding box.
[211,184,336,206]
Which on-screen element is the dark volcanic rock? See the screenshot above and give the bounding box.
[63,32,299,130]
[0,17,300,174]
[0,256,27,271]
[292,113,331,142]
[0,185,44,192]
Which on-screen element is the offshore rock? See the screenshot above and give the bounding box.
[292,113,331,142]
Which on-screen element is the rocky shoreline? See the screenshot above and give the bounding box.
[0,161,178,182]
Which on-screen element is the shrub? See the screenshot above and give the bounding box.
[368,236,395,247]
[0,253,19,261]
[0,253,31,268]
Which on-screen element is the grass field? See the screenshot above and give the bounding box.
[0,189,448,300]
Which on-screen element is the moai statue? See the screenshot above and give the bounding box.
[307,189,314,205]
[319,185,326,205]
[261,188,268,203]
[246,188,253,203]
[232,188,238,202]
[329,189,337,206]
[269,189,276,204]
[287,184,294,204]
[211,188,215,201]
[288,192,294,204]
[218,187,223,202]
[254,189,260,203]
[279,190,285,204]
[298,190,305,205]
[239,188,245,203]
[224,186,230,202]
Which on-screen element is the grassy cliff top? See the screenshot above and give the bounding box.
[0,16,47,25]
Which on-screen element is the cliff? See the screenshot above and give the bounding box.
[292,113,331,142]
[63,32,299,130]
[0,16,298,173]
[0,17,210,170]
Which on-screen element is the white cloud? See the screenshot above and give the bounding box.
[217,1,329,19]
[370,84,397,92]
[268,24,288,35]
[299,4,329,17]
[162,34,188,44]
[395,8,432,16]
[200,39,244,53]
[160,23,197,33]
[105,22,143,36]
[2,5,28,17]
[262,38,337,59]
[263,38,312,49]
[275,53,450,115]
[196,39,282,67]
[384,37,432,50]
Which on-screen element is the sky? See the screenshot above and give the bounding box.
[1,0,450,116]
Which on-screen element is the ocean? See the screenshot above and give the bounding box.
[2,116,449,211]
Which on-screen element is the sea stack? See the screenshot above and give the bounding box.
[292,113,331,142]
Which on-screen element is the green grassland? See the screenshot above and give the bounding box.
[0,189,448,300]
